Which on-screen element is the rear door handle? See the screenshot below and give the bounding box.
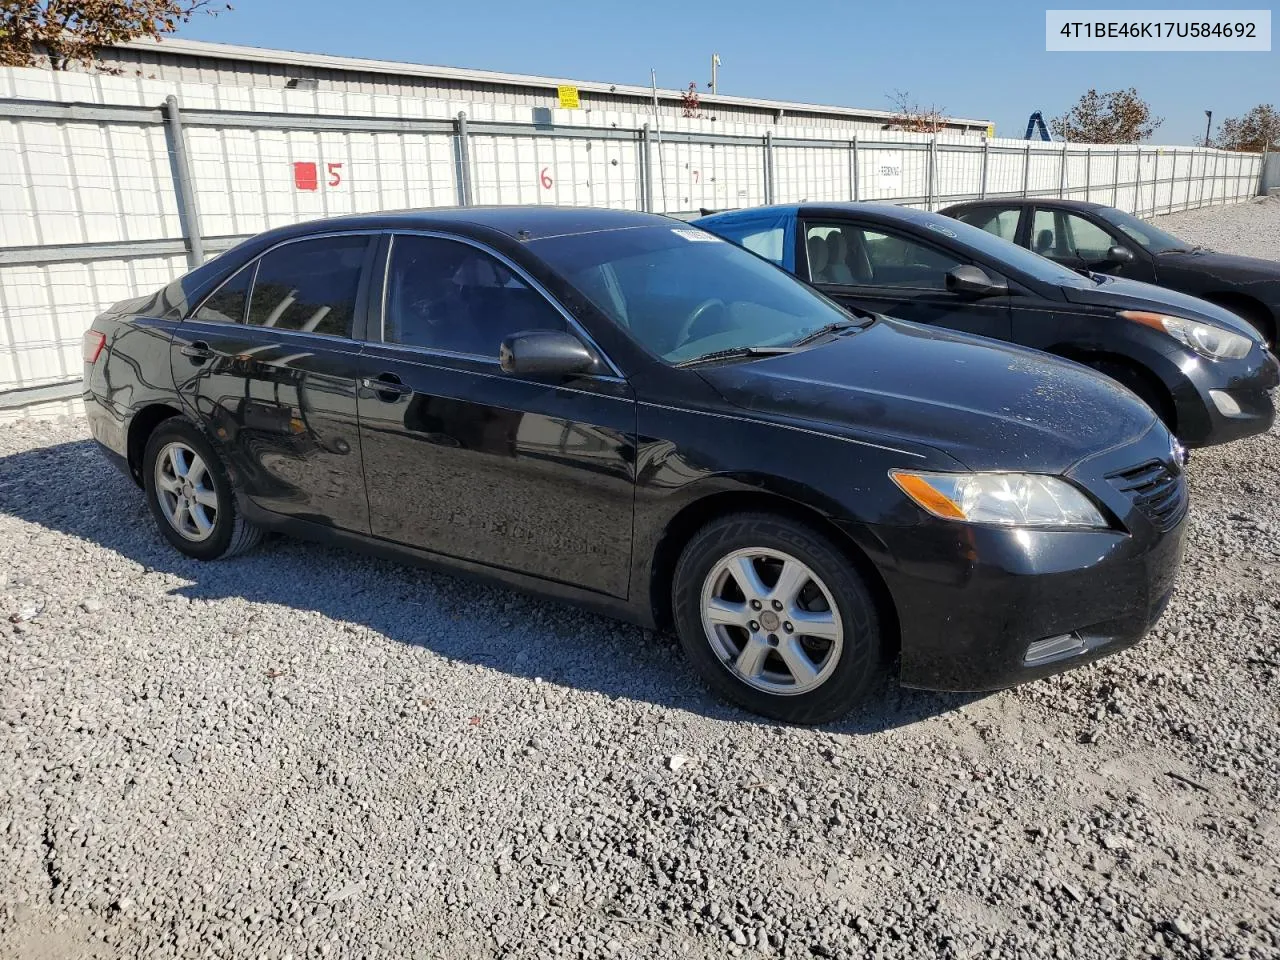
[361,373,412,399]
[181,340,213,362]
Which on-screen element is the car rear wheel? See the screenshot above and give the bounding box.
[143,418,264,560]
[672,513,885,724]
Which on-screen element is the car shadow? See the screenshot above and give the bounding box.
[0,437,984,734]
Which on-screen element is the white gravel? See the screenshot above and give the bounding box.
[3,199,1280,960]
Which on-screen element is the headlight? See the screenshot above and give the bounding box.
[890,470,1108,528]
[1119,310,1252,360]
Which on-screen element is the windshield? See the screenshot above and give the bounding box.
[928,215,1096,287]
[528,225,857,364]
[1095,207,1190,253]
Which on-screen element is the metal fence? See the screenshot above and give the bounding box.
[0,67,1266,418]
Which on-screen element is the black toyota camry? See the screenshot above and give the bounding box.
[84,207,1185,723]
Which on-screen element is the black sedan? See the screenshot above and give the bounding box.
[85,207,1185,723]
[695,203,1278,447]
[942,197,1280,346]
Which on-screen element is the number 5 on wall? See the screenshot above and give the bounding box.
[327,163,344,187]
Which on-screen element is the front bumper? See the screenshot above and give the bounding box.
[1171,346,1279,447]
[861,424,1187,692]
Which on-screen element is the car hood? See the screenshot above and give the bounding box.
[1157,248,1280,297]
[1061,275,1258,336]
[697,317,1158,473]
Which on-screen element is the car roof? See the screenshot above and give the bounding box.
[697,202,976,227]
[942,198,1108,213]
[242,205,678,246]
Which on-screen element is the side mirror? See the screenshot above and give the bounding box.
[946,264,1009,297]
[1106,245,1135,264]
[499,330,596,377]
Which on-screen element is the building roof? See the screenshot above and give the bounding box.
[115,37,991,130]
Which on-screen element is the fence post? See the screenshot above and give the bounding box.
[1261,144,1270,197]
[162,95,204,268]
[1133,147,1143,216]
[1058,142,1068,198]
[927,136,936,210]
[763,131,774,204]
[1211,150,1220,206]
[1169,149,1177,213]
[1021,141,1031,197]
[454,111,474,206]
[849,135,859,201]
[640,124,654,213]
[1112,149,1120,207]
[979,137,989,199]
[1083,146,1091,202]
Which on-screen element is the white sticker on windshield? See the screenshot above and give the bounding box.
[672,228,722,242]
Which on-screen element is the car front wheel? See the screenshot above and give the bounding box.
[142,418,264,560]
[672,513,885,724]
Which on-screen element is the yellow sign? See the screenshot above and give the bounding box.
[986,123,996,139]
[557,85,580,110]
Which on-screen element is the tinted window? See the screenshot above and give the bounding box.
[1031,210,1115,260]
[247,236,368,337]
[384,235,565,357]
[1096,207,1190,253]
[916,214,1093,287]
[193,263,252,324]
[704,215,789,265]
[805,222,963,290]
[954,206,1020,242]
[530,225,856,364]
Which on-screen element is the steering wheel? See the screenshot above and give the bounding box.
[673,298,728,352]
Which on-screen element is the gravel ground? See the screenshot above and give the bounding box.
[2,199,1280,960]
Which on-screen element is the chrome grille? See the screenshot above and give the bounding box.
[1107,460,1188,531]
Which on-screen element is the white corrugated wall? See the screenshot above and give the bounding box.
[0,66,1266,420]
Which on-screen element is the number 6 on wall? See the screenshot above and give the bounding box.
[540,167,553,190]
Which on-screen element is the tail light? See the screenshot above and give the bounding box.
[83,330,106,364]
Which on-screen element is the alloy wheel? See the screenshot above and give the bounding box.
[153,441,219,542]
[699,547,844,696]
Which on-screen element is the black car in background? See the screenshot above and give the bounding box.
[695,203,1278,447]
[941,198,1280,347]
[85,207,1185,723]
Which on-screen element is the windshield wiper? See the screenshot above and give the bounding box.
[674,345,799,368]
[789,319,866,347]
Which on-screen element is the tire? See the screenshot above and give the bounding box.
[142,417,264,560]
[672,512,885,724]
[1087,359,1175,430]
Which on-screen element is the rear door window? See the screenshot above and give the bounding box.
[701,215,792,266]
[952,206,1021,243]
[246,236,369,338]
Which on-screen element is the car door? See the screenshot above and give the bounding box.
[171,233,374,532]
[798,218,1012,341]
[355,231,637,598]
[1030,207,1157,282]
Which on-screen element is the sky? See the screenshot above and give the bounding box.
[175,0,1279,144]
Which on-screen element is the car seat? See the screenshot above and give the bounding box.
[825,232,856,284]
[807,235,830,282]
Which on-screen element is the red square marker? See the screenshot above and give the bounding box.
[293,161,318,191]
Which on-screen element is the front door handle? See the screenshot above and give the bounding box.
[181,341,213,362]
[361,373,412,400]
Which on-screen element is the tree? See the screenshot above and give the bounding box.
[1,0,229,71]
[1051,88,1162,143]
[885,89,946,134]
[1215,104,1280,152]
[680,82,702,119]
